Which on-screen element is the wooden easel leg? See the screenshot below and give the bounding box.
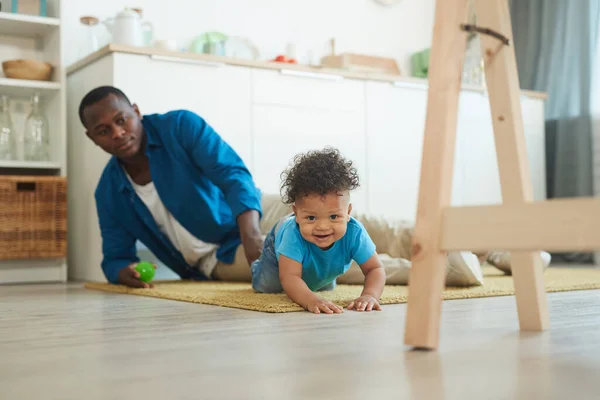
[474,0,549,331]
[403,0,470,350]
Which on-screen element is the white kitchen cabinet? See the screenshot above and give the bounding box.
[366,82,470,221]
[252,68,364,112]
[365,81,426,222]
[366,82,547,222]
[66,47,547,282]
[114,53,253,169]
[458,92,547,206]
[455,90,502,206]
[521,96,547,201]
[251,68,368,213]
[252,104,368,213]
[67,56,113,282]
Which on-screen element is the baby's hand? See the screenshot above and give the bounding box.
[347,295,382,312]
[306,298,344,314]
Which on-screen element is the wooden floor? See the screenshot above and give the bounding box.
[2,283,600,399]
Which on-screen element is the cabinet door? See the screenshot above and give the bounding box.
[251,68,367,212]
[457,92,547,206]
[67,55,115,282]
[521,96,547,201]
[252,104,368,213]
[455,91,502,206]
[114,53,253,169]
[365,81,464,222]
[252,68,364,112]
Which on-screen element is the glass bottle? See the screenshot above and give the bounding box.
[0,95,16,161]
[24,94,49,162]
[78,16,101,61]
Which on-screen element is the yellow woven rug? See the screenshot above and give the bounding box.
[84,267,600,313]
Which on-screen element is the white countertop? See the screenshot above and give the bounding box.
[66,44,547,100]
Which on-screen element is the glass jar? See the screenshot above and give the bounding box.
[0,95,16,161]
[23,93,49,162]
[78,16,101,60]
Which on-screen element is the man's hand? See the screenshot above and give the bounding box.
[237,209,263,265]
[306,297,344,314]
[118,263,157,288]
[347,295,382,312]
[241,234,264,266]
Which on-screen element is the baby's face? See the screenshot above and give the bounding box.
[293,191,352,249]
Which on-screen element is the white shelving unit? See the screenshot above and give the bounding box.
[0,11,60,37]
[0,1,67,283]
[0,160,61,169]
[0,77,61,95]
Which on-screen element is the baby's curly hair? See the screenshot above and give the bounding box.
[280,147,360,204]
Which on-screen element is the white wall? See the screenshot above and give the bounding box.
[62,0,435,75]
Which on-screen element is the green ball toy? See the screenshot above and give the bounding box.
[135,261,155,283]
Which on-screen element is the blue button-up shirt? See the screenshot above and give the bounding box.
[94,109,262,283]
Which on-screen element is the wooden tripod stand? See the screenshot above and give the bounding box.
[403,0,582,350]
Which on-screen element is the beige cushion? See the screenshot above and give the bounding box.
[259,194,292,234]
[486,251,551,275]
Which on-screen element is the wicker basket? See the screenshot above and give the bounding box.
[0,176,67,260]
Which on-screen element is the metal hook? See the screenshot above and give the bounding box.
[460,24,510,46]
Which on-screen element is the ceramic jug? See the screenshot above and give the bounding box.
[103,8,154,47]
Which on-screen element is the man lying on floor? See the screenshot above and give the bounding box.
[79,86,264,289]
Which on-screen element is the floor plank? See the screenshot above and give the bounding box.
[1,283,600,399]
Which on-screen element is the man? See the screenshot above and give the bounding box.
[79,86,264,288]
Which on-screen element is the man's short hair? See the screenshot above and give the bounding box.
[78,86,132,127]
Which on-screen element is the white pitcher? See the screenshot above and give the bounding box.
[103,8,154,47]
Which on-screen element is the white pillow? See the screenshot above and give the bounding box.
[446,251,484,287]
[486,251,551,275]
[337,252,485,287]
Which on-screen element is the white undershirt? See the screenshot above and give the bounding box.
[125,171,218,275]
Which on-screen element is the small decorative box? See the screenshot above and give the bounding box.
[11,0,47,17]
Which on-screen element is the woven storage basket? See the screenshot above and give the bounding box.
[0,176,67,260]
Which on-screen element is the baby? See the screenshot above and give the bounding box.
[251,147,385,314]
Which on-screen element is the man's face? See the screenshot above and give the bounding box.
[83,94,144,160]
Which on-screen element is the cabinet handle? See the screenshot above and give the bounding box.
[16,182,36,192]
[149,55,225,68]
[392,80,426,90]
[279,69,344,81]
